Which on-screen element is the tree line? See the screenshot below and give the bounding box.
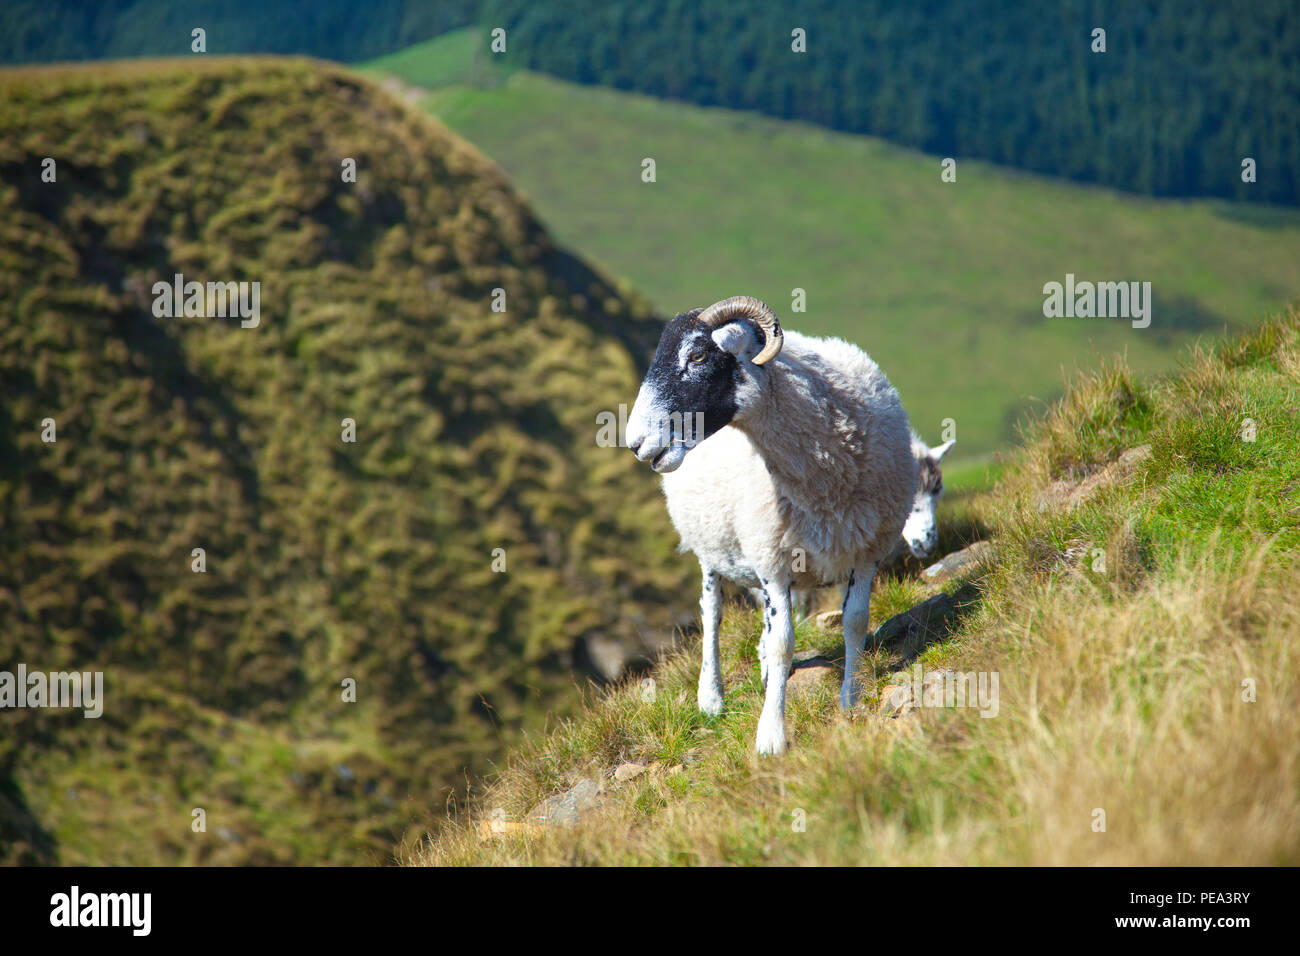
[486,0,1299,205]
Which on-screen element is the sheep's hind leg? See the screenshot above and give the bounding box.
[755,577,795,755]
[697,568,725,716]
[749,587,769,684]
[840,563,877,710]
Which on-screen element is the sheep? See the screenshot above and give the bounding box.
[898,431,956,559]
[625,296,917,755]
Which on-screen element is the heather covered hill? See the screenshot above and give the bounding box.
[0,57,694,864]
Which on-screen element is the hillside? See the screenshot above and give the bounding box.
[362,31,1300,462]
[0,57,695,865]
[411,307,1300,866]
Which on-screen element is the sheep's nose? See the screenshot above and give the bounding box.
[628,436,643,456]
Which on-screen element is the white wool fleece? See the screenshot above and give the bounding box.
[660,330,917,590]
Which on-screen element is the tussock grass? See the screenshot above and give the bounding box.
[409,307,1300,865]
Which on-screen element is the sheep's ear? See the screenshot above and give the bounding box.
[711,322,757,359]
[930,439,956,461]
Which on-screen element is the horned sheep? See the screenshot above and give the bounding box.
[625,296,917,754]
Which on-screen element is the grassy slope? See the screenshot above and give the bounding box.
[410,307,1300,865]
[362,30,1300,464]
[0,57,697,864]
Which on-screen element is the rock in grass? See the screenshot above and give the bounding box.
[787,658,838,694]
[878,681,912,716]
[879,668,959,714]
[613,762,650,782]
[529,778,602,827]
[922,541,993,584]
[815,609,843,630]
[477,819,543,840]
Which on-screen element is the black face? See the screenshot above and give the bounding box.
[641,309,741,447]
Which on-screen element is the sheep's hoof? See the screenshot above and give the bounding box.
[839,681,860,711]
[754,717,788,756]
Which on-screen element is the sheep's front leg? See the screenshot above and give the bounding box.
[697,568,725,716]
[755,577,795,755]
[840,563,877,709]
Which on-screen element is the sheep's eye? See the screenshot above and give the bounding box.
[688,349,708,364]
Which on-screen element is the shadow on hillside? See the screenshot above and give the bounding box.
[1211,201,1300,231]
[880,580,983,671]
[110,300,263,513]
[1147,293,1228,347]
[540,243,664,366]
[789,580,984,678]
[0,776,58,865]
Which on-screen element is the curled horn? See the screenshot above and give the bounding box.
[697,296,784,366]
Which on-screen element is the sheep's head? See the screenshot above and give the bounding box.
[626,296,783,473]
[902,436,956,558]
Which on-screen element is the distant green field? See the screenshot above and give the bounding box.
[361,30,1300,463]
[362,27,511,90]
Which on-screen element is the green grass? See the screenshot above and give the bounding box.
[939,455,1006,493]
[362,29,1300,462]
[360,30,512,90]
[410,307,1300,866]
